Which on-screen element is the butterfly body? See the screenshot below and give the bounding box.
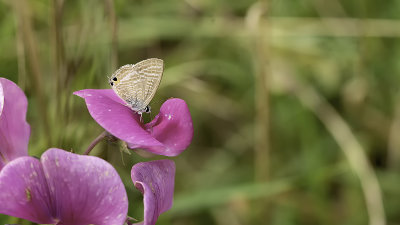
[109,58,164,114]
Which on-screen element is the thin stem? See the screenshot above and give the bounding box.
[12,0,52,145]
[84,131,108,155]
[246,1,270,183]
[52,0,67,146]
[388,96,400,168]
[104,0,118,71]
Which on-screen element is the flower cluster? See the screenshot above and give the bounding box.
[0,78,193,225]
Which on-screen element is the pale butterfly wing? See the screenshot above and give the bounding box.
[133,58,164,107]
[110,64,136,103]
[110,58,164,113]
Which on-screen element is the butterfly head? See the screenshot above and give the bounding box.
[144,105,151,113]
[109,76,120,87]
[134,105,151,115]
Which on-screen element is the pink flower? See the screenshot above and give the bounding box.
[0,148,176,225]
[74,89,193,156]
[132,160,175,225]
[0,78,30,170]
[0,149,128,224]
[0,78,177,224]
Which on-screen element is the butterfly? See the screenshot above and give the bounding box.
[109,58,164,114]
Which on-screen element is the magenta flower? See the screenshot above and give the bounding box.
[74,89,193,156]
[0,78,178,225]
[0,78,30,170]
[132,160,175,225]
[0,148,128,225]
[0,149,176,225]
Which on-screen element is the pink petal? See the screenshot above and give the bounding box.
[0,157,55,224]
[138,98,193,156]
[0,148,128,225]
[131,160,175,225]
[41,148,128,225]
[74,89,193,156]
[0,78,30,169]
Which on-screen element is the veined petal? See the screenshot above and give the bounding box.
[0,148,128,225]
[74,89,164,150]
[0,78,30,169]
[131,160,175,225]
[74,89,193,156]
[138,98,193,156]
[41,148,128,225]
[0,157,54,224]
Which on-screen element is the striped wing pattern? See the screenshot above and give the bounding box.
[111,58,164,112]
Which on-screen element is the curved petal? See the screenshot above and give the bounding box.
[0,78,30,169]
[131,160,175,225]
[74,89,193,156]
[137,98,193,156]
[74,89,164,151]
[41,148,128,225]
[0,157,54,224]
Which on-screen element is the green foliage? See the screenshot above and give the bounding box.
[0,0,400,224]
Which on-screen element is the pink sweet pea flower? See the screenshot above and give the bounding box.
[0,149,176,225]
[131,160,175,225]
[0,148,128,225]
[74,89,193,157]
[0,78,30,170]
[0,78,178,225]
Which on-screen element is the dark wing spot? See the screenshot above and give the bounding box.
[110,82,114,86]
[113,77,118,81]
[145,105,151,113]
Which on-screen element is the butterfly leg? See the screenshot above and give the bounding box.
[139,113,143,123]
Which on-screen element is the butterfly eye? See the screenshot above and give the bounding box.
[113,77,118,81]
[145,105,151,113]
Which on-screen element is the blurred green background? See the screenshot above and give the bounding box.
[1,0,400,224]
